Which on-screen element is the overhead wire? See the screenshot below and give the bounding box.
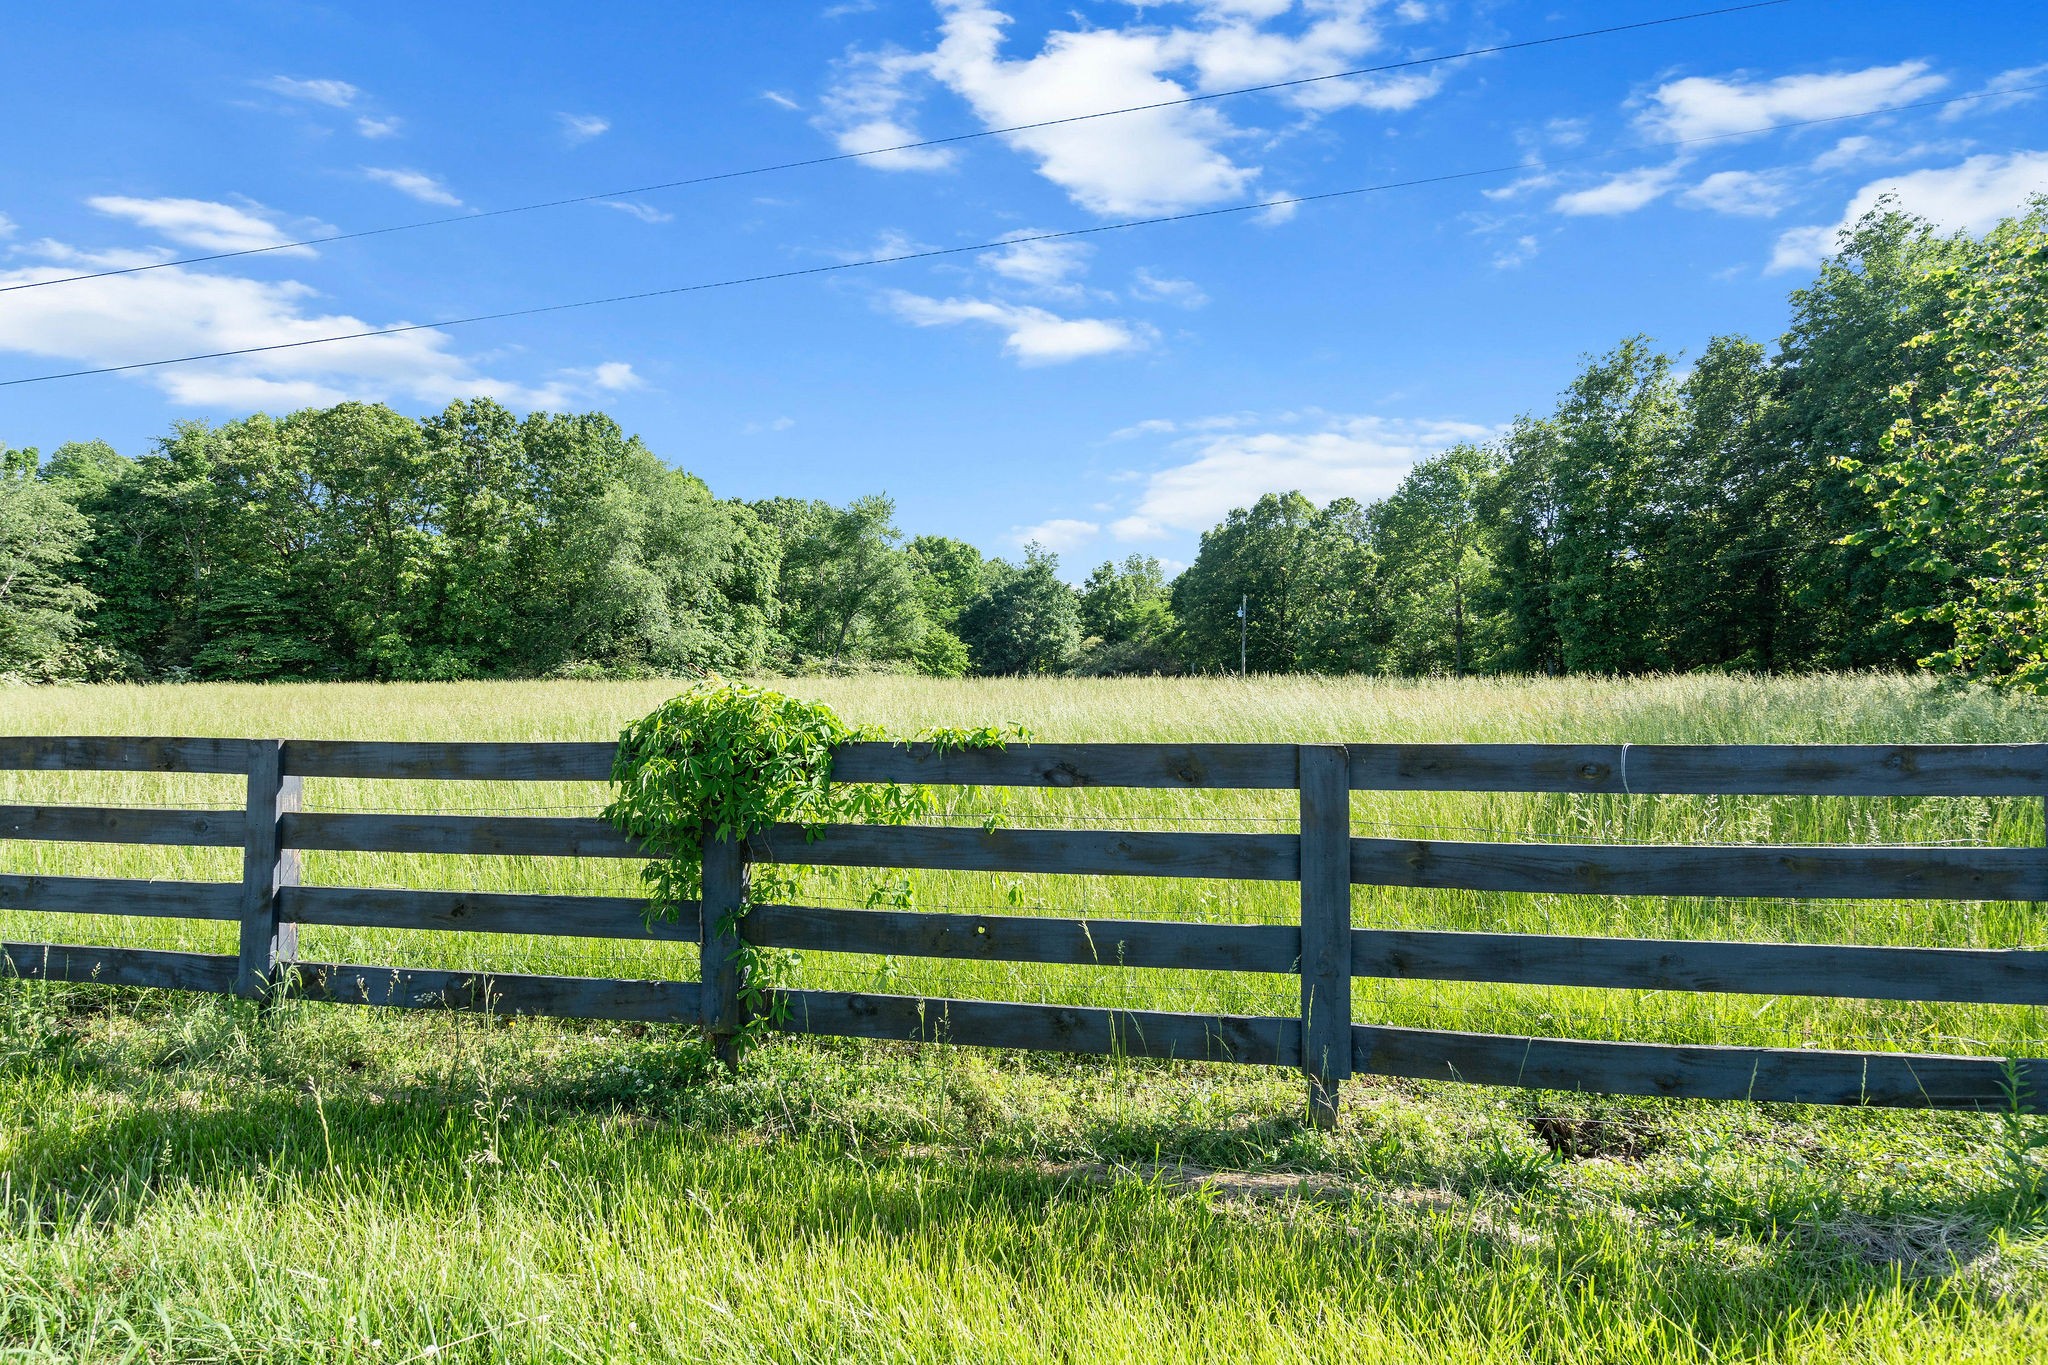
[0,0,1798,295]
[7,78,2044,391]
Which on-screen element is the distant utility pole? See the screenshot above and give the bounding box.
[1238,595,1247,679]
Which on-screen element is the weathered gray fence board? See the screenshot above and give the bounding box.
[0,873,240,920]
[699,830,748,1065]
[282,740,618,782]
[743,904,1300,972]
[748,823,1299,881]
[772,988,1301,1066]
[280,887,685,940]
[279,812,643,858]
[0,736,254,775]
[236,741,299,1000]
[0,804,244,847]
[2,942,239,993]
[1350,837,2048,901]
[1298,745,1352,1128]
[1353,928,2048,1004]
[829,742,1297,789]
[288,961,701,1021]
[1353,1024,2045,1110]
[1348,743,2048,796]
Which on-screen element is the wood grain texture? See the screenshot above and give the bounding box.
[0,873,240,920]
[287,961,700,1022]
[1348,743,2048,796]
[282,740,617,782]
[743,904,1299,972]
[1350,837,2048,901]
[1353,929,2048,1004]
[746,823,1298,881]
[1352,1024,2046,1110]
[829,742,1297,789]
[279,887,686,940]
[236,741,300,1000]
[278,812,643,858]
[771,988,1300,1066]
[699,829,748,1060]
[1298,745,1352,1127]
[0,736,254,775]
[0,804,244,847]
[2,942,239,993]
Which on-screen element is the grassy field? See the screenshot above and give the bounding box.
[6,672,2048,1361]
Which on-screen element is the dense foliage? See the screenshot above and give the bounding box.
[6,201,2045,687]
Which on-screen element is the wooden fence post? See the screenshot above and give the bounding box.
[700,825,750,1068]
[1298,743,1352,1129]
[235,740,301,1002]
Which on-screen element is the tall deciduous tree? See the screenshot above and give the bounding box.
[1860,199,2048,690]
[0,447,94,677]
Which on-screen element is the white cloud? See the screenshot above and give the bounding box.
[259,76,360,108]
[87,197,314,255]
[1482,172,1558,202]
[363,167,464,207]
[1014,518,1099,552]
[1111,413,1495,536]
[0,212,18,239]
[1491,234,1538,268]
[582,361,643,391]
[744,416,798,434]
[1680,169,1791,218]
[1639,62,1946,142]
[1941,64,2048,120]
[821,0,1444,216]
[603,200,674,224]
[881,290,1153,363]
[559,112,611,142]
[1770,150,2048,272]
[1811,135,1880,172]
[0,242,583,410]
[355,115,402,138]
[761,90,802,111]
[1130,268,1208,307]
[1553,163,1684,216]
[985,231,1091,288]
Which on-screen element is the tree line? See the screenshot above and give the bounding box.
[3,201,2043,689]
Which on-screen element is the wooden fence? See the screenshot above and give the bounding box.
[4,735,2048,1126]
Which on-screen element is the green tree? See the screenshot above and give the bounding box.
[958,545,1081,675]
[1372,445,1501,675]
[0,447,95,677]
[758,494,926,666]
[1174,492,1380,673]
[1860,199,2048,690]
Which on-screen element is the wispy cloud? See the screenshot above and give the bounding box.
[258,75,361,108]
[1553,162,1685,216]
[761,90,801,112]
[602,200,674,224]
[1680,169,1791,218]
[87,196,317,255]
[881,290,1153,364]
[1130,268,1208,308]
[1940,64,2048,120]
[362,167,464,208]
[1637,62,1947,141]
[1013,518,1099,552]
[558,112,610,143]
[355,115,402,139]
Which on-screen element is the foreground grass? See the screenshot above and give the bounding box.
[5,989,2048,1363]
[6,673,2048,1360]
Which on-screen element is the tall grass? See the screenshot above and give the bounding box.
[8,674,2048,1362]
[5,673,2048,1053]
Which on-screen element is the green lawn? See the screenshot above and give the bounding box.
[5,673,2048,1361]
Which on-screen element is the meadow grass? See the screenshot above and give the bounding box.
[6,673,2048,1361]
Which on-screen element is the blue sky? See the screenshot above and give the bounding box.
[3,0,2044,576]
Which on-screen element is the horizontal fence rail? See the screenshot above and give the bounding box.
[3,734,2047,1120]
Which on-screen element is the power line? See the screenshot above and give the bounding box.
[0,1,1797,297]
[5,79,2040,391]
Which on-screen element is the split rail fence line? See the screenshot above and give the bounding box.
[4,736,2048,1126]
